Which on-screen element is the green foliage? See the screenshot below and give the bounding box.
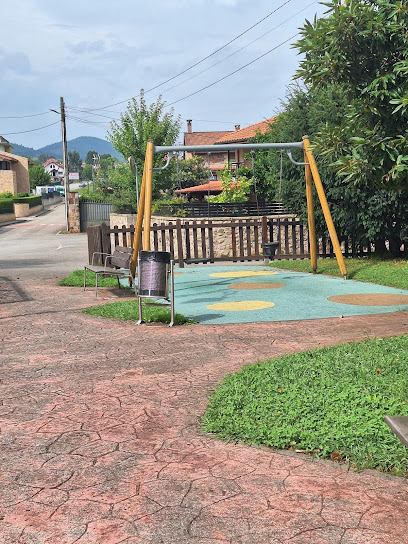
[0,198,14,213]
[0,191,13,199]
[37,153,52,164]
[29,165,52,187]
[152,196,188,214]
[170,156,209,191]
[85,150,98,165]
[13,195,42,207]
[252,82,408,256]
[60,270,121,288]
[83,299,193,325]
[108,90,181,200]
[68,150,82,174]
[82,163,93,180]
[208,166,254,203]
[16,192,29,198]
[290,0,408,255]
[272,256,408,290]
[203,336,408,474]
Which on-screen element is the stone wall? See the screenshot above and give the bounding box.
[68,192,80,233]
[0,170,17,194]
[14,203,43,218]
[0,212,16,224]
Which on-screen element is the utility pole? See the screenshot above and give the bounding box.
[60,97,69,231]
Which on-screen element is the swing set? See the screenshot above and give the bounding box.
[129,136,348,279]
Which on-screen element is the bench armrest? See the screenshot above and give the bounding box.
[91,251,111,265]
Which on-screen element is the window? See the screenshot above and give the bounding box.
[0,161,11,170]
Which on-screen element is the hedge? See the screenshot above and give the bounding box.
[13,195,42,207]
[0,199,14,214]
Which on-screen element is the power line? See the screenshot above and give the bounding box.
[0,111,52,119]
[68,0,293,112]
[166,33,298,107]
[153,1,317,100]
[2,120,60,136]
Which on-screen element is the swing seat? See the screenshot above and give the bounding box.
[184,258,212,265]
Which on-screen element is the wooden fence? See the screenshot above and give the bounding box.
[87,217,375,267]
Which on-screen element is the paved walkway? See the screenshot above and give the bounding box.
[1,278,408,543]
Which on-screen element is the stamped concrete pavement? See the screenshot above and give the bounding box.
[1,278,408,544]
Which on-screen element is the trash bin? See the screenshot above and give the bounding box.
[137,250,175,327]
[138,251,171,298]
[262,241,279,259]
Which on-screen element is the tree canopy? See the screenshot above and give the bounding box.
[294,0,408,186]
[29,165,52,187]
[108,91,181,200]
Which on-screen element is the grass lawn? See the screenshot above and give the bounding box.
[83,299,193,325]
[271,257,408,290]
[203,336,408,476]
[60,269,119,288]
[60,270,193,325]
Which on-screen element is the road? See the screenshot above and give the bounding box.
[0,203,88,281]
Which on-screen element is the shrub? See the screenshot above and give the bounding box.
[0,198,14,214]
[13,195,42,207]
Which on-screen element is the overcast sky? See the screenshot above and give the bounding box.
[1,0,326,149]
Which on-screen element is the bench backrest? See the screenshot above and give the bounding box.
[109,246,134,269]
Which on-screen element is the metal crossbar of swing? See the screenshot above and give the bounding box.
[152,142,308,170]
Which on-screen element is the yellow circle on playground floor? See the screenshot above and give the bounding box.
[207,301,275,311]
[210,271,278,278]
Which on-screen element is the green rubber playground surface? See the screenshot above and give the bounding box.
[171,265,408,324]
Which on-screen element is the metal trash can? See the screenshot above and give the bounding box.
[138,251,171,298]
[137,251,175,327]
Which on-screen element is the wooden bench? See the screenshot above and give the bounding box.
[385,416,408,448]
[84,246,136,298]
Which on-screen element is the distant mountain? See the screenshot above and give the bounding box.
[10,137,122,161]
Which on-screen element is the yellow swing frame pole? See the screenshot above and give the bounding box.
[129,148,149,276]
[143,140,154,251]
[303,136,347,279]
[304,150,317,274]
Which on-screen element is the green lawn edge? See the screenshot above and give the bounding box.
[202,336,408,476]
[270,257,408,290]
[82,299,194,325]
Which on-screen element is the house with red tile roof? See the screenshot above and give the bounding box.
[183,118,276,180]
[42,158,64,182]
[0,137,30,195]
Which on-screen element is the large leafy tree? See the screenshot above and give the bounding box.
[68,150,82,175]
[292,0,408,255]
[29,165,52,188]
[108,91,181,200]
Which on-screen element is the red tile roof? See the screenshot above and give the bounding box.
[215,117,276,144]
[175,180,238,194]
[42,158,63,167]
[184,131,231,146]
[0,153,18,163]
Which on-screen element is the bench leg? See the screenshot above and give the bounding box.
[84,267,87,291]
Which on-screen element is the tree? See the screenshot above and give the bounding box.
[29,165,52,187]
[85,150,98,165]
[37,153,52,164]
[293,0,408,255]
[82,163,93,180]
[68,150,82,174]
[169,156,209,191]
[108,91,181,199]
